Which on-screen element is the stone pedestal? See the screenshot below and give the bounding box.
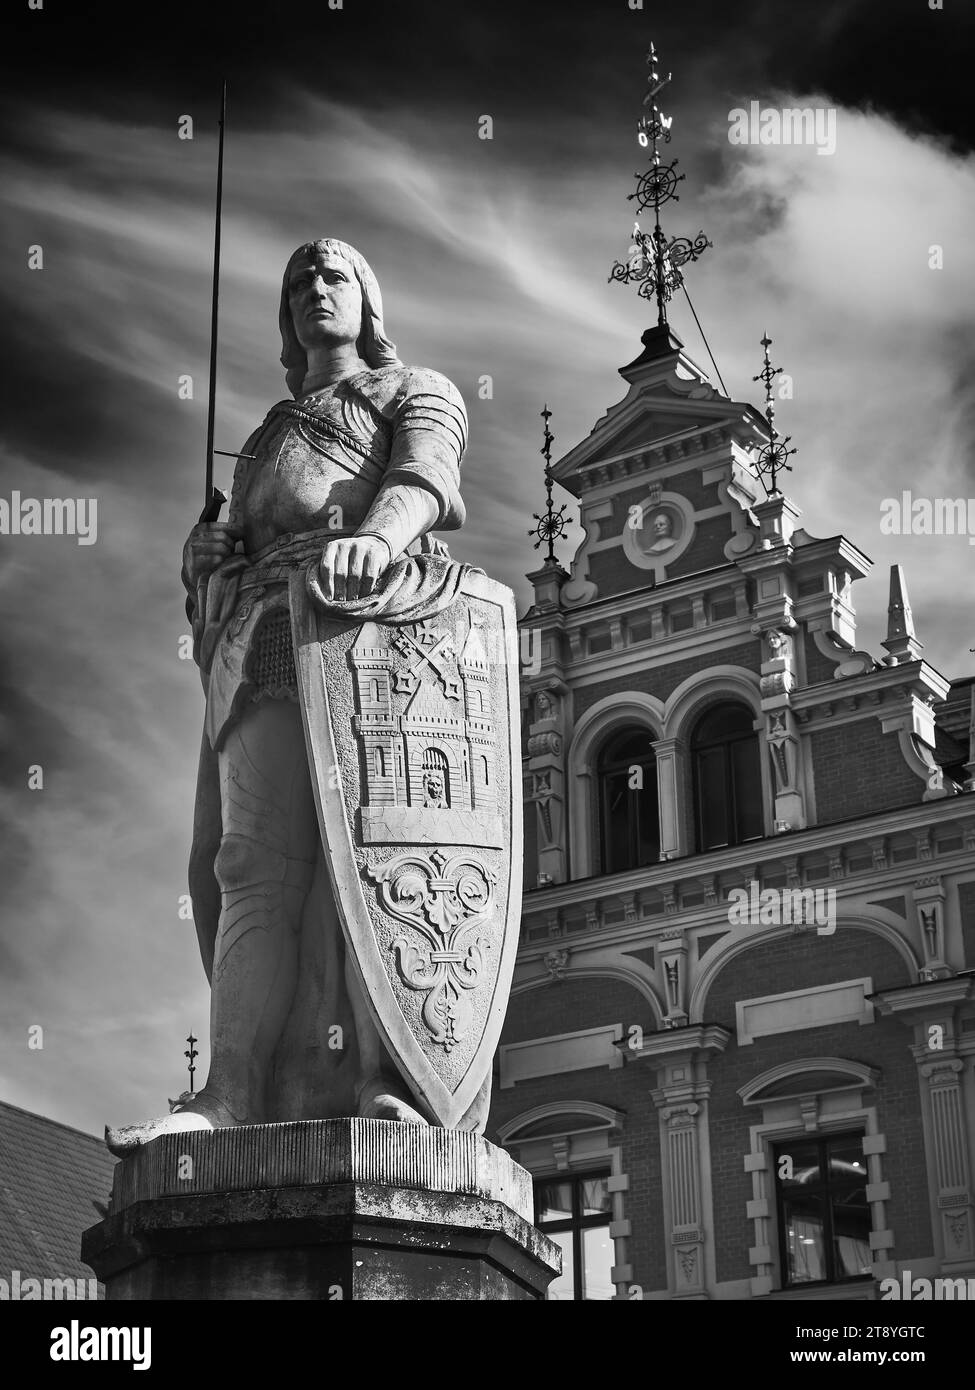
[81,1119,559,1301]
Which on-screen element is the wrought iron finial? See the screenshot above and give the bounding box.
[529,404,568,565]
[609,42,712,327]
[751,332,798,496]
[184,1032,199,1093]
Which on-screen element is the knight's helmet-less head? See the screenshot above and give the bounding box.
[279,238,402,397]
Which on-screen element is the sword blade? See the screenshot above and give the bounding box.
[204,80,227,515]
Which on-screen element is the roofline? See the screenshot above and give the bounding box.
[0,1098,107,1146]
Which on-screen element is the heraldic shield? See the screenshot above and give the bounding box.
[288,567,523,1129]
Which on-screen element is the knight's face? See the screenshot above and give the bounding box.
[288,250,363,351]
[653,514,672,538]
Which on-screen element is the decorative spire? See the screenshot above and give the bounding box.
[184,1032,199,1093]
[608,42,712,327]
[529,405,568,565]
[752,332,798,497]
[881,564,923,664]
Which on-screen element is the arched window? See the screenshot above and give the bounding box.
[691,703,763,851]
[597,729,659,875]
[499,1104,625,1302]
[420,747,450,807]
[422,747,448,775]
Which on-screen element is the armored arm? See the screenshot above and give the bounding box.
[355,485,438,565]
[356,368,468,558]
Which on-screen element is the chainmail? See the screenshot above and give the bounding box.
[247,608,298,700]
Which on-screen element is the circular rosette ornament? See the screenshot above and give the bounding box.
[755,437,796,494]
[629,159,683,212]
[530,501,568,554]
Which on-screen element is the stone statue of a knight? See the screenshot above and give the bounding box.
[108,239,523,1152]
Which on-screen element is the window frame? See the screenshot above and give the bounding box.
[772,1131,871,1290]
[596,728,660,875]
[691,702,764,851]
[533,1168,614,1301]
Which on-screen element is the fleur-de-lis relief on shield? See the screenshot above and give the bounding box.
[366,850,498,1051]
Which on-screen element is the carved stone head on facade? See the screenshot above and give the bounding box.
[766,629,793,660]
[648,511,676,553]
[535,689,558,722]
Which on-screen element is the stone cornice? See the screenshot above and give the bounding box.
[521,563,746,632]
[792,663,953,724]
[557,423,766,499]
[870,977,975,1019]
[622,1023,732,1066]
[790,534,874,576]
[557,621,759,686]
[521,799,975,948]
[550,359,766,489]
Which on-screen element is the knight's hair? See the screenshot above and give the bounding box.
[279,239,401,396]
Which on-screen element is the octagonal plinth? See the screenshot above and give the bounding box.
[81,1119,559,1301]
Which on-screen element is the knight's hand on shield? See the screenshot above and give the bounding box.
[318,533,392,602]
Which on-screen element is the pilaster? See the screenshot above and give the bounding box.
[626,1025,731,1298]
[651,736,689,860]
[872,978,975,1272]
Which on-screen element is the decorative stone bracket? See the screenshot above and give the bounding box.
[913,877,951,980]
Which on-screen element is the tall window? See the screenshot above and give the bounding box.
[774,1134,872,1287]
[691,703,763,851]
[535,1172,614,1300]
[597,728,659,874]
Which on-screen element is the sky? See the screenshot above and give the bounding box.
[1,0,973,1137]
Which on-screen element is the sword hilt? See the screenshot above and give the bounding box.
[199,486,227,525]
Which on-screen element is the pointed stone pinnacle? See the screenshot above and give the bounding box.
[881,564,923,664]
[964,683,975,791]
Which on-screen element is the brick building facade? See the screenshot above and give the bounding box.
[487,322,975,1301]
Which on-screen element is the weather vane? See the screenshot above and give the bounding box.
[184,1032,199,1094]
[752,333,798,496]
[608,43,712,327]
[528,405,568,564]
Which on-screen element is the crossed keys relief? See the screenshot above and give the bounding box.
[391,620,460,698]
[366,849,497,1051]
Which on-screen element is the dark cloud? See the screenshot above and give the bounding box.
[3,0,972,142]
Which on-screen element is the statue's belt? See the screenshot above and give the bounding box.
[236,529,349,592]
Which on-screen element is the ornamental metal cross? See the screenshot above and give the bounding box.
[184,1032,199,1092]
[528,404,568,564]
[751,333,798,496]
[608,42,712,327]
